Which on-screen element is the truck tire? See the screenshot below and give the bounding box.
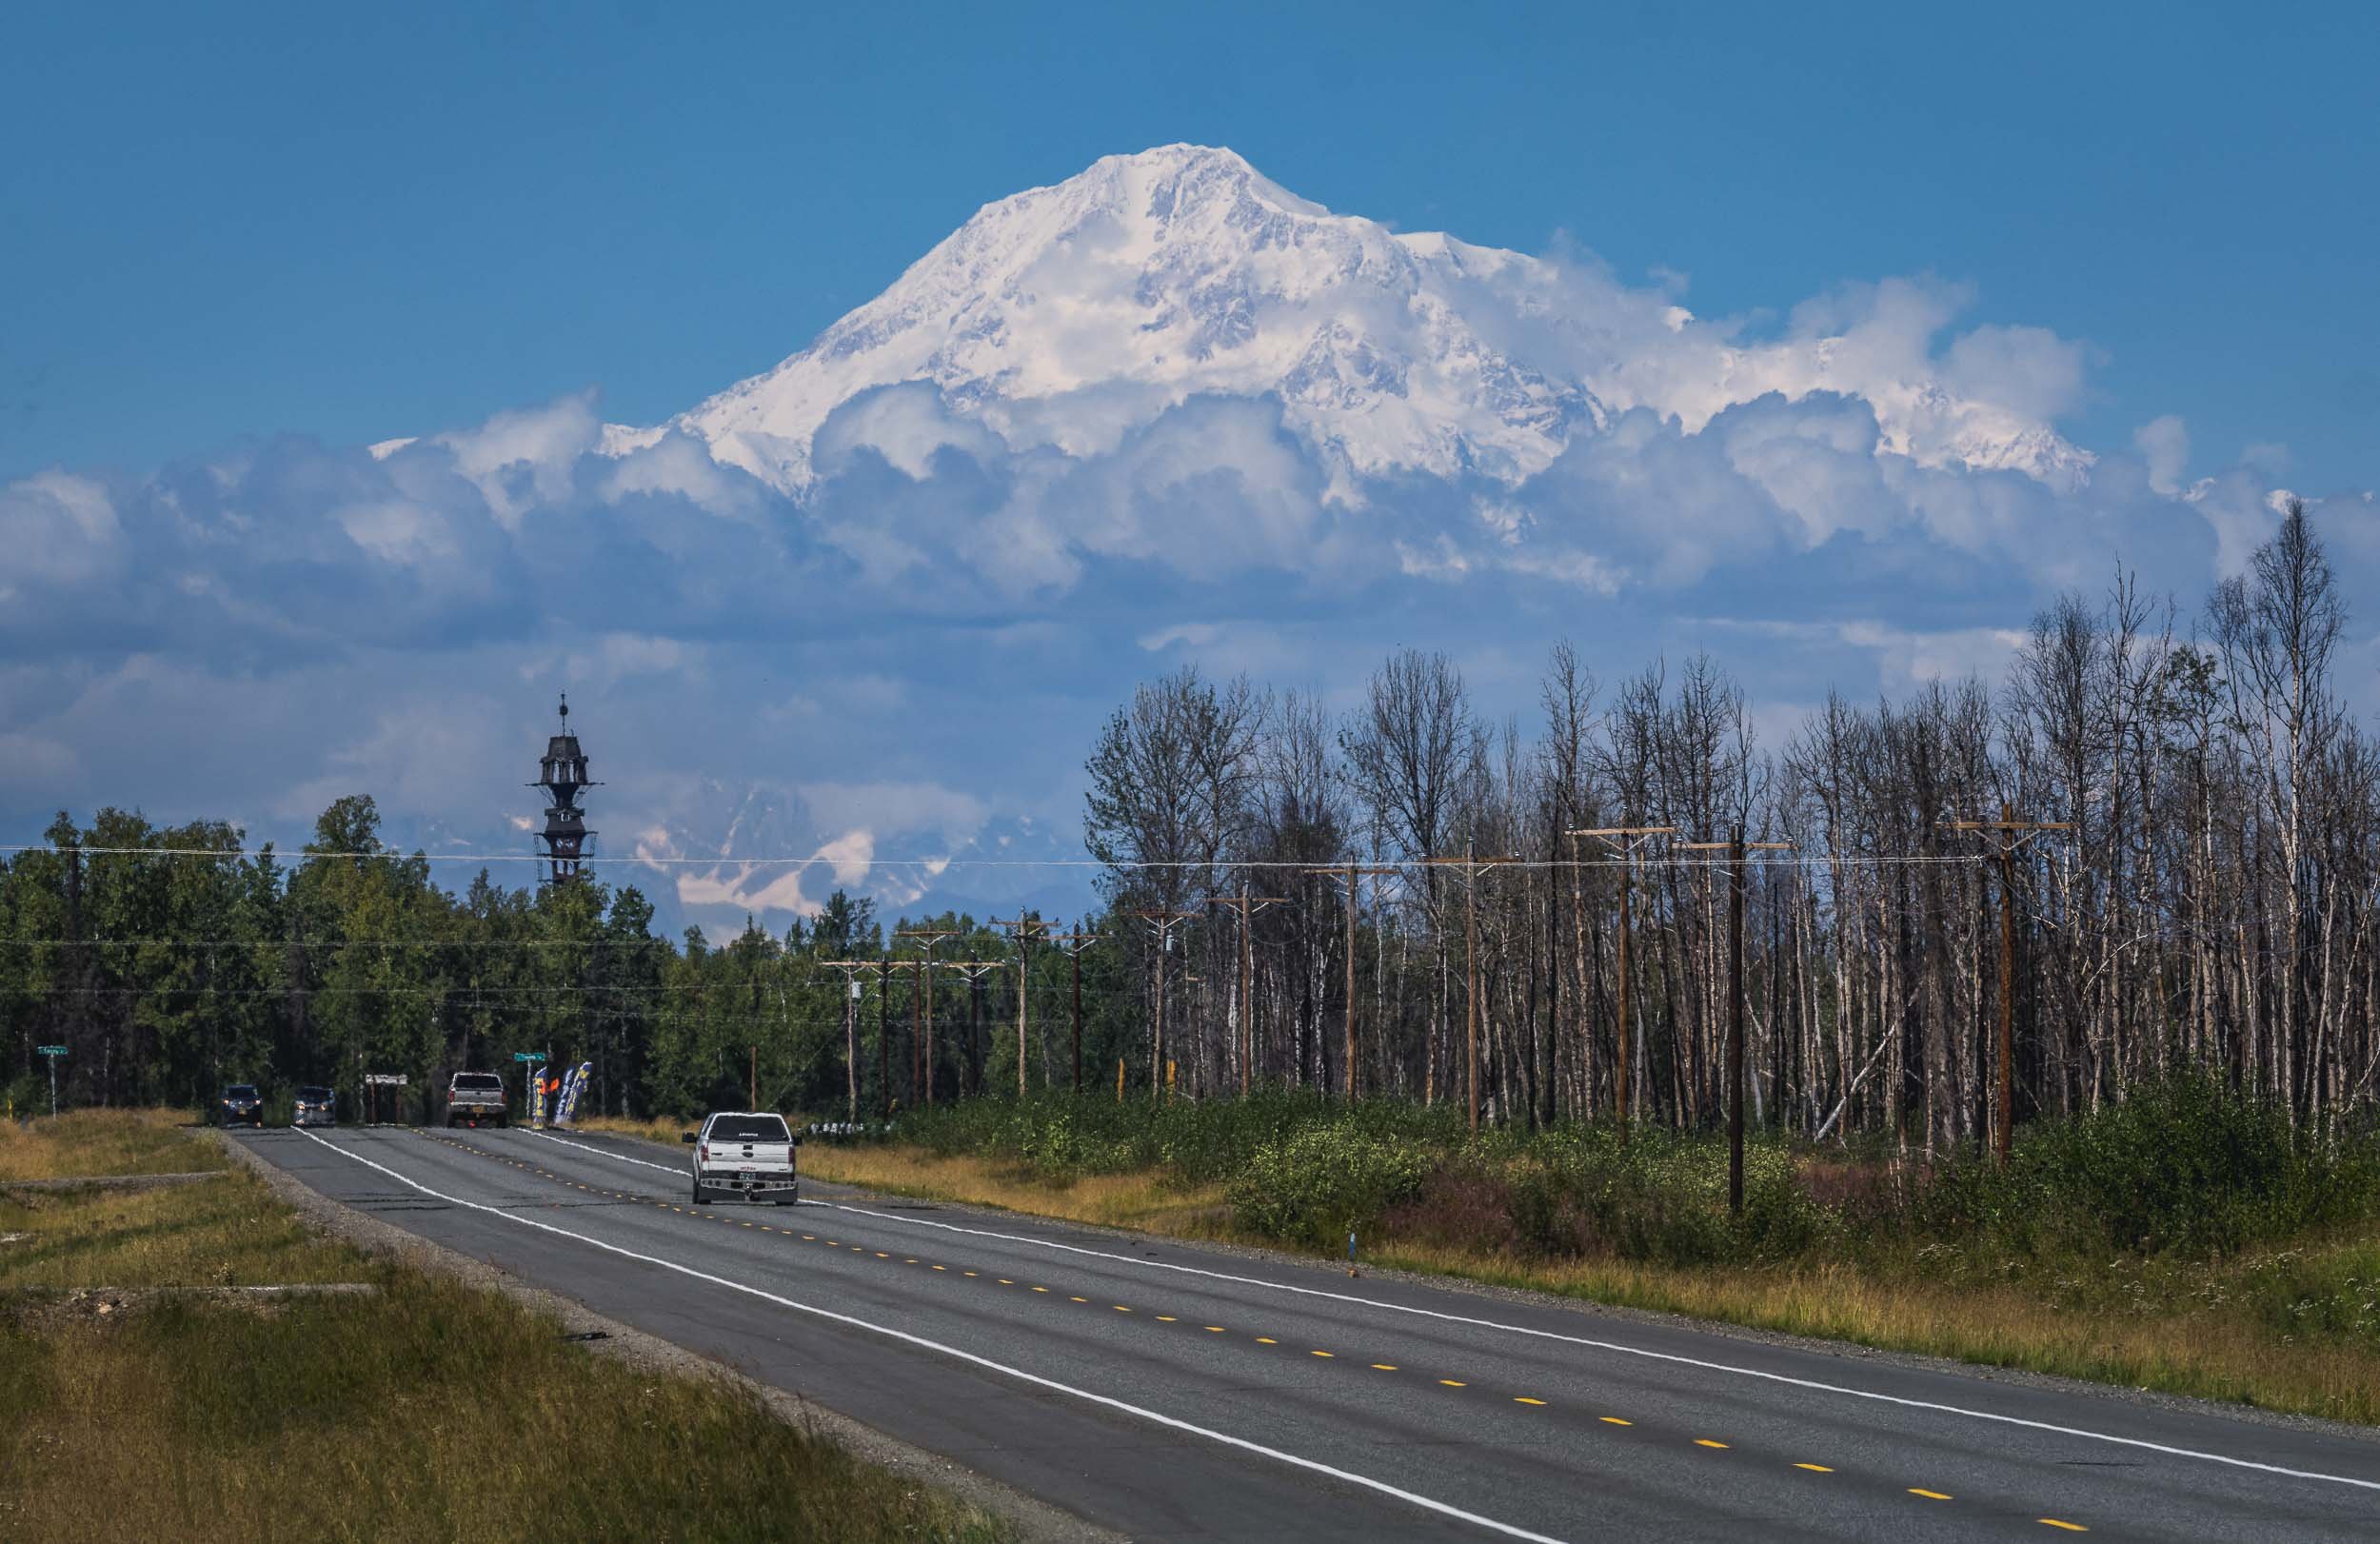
[690,1179,703,1206]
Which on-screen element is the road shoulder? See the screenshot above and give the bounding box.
[219,1130,1118,1544]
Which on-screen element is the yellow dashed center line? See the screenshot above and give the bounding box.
[998,1278,1014,1285]
[1371,1363,1398,1371]
[1909,1490,1952,1501]
[1310,1350,1334,1358]
[1204,1326,1225,1333]
[1794,1463,1833,1473]
[1155,1315,1175,1321]
[963,1271,978,1277]
[930,1264,946,1271]
[906,1258,920,1264]
[802,1235,815,1241]
[1256,1336,1278,1345]
[1600,1416,1633,1426]
[1514,1397,1546,1406]
[1113,1305,1131,1313]
[875,1252,888,1257]
[1696,1439,1730,1450]
[1032,1287,1049,1294]
[1069,1296,1089,1303]
[1439,1379,1467,1388]
[2038,1523,2088,1534]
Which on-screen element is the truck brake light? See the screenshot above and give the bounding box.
[698,1143,708,1162]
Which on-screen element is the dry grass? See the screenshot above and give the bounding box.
[0,1169,365,1290]
[798,1144,1233,1234]
[0,1114,1011,1543]
[0,1273,1013,1543]
[1367,1240,2380,1425]
[0,1108,222,1180]
[798,1142,2380,1427]
[576,1113,692,1146]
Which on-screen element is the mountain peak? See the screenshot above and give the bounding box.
[643,148,2091,501]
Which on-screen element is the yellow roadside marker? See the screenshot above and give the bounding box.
[1909,1490,1952,1501]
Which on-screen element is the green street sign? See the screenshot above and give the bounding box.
[512,1052,545,1062]
[36,1045,66,1056]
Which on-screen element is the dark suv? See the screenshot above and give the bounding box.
[293,1085,336,1128]
[218,1084,265,1127]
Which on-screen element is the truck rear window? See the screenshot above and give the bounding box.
[453,1075,504,1091]
[708,1116,790,1142]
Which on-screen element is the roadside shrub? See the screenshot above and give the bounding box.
[1227,1127,1432,1250]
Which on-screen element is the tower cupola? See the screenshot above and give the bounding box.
[529,694,600,883]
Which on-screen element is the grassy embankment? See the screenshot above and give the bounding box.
[0,1110,1009,1543]
[631,1082,2380,1427]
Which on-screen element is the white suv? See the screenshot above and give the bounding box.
[684,1112,800,1205]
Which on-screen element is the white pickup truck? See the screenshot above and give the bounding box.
[683,1112,800,1205]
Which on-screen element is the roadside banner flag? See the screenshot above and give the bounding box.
[531,1072,547,1128]
[558,1062,592,1125]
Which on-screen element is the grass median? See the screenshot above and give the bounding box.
[708,1082,2380,1428]
[0,1111,1011,1543]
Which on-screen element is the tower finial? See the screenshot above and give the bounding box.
[559,691,568,724]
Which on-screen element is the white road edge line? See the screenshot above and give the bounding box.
[510,1125,2380,1496]
[295,1128,1562,1544]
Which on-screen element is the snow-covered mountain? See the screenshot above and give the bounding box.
[605,144,2092,498]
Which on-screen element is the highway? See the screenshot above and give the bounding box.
[231,1125,2380,1541]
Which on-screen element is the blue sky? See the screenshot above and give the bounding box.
[4,1,2373,489]
[2,2,2375,934]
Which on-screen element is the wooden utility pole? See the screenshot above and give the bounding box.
[1304,864,1399,1100]
[820,961,865,1120]
[1568,828,1676,1143]
[896,928,962,1106]
[1680,832,1791,1216]
[1129,911,1200,1099]
[1202,882,1289,1095]
[823,960,931,1118]
[1944,807,2072,1164]
[993,918,1048,1096]
[1419,852,1519,1130]
[1046,934,1101,1093]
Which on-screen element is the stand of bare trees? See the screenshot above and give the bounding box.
[1082,504,2380,1140]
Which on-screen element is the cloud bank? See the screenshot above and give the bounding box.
[4,256,2370,938]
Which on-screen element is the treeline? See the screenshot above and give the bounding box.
[1083,502,2380,1147]
[0,796,1122,1121]
[7,505,2375,1147]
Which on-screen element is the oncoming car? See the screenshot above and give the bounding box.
[293,1085,336,1128]
[218,1084,264,1127]
[683,1112,800,1205]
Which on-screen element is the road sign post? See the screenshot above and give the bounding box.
[515,1050,548,1129]
[36,1045,66,1118]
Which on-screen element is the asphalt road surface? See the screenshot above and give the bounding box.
[230,1126,2380,1541]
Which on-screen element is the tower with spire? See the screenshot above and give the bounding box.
[530,694,599,884]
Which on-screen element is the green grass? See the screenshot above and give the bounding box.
[0,1112,1012,1543]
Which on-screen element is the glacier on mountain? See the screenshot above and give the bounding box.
[610,145,2092,502]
